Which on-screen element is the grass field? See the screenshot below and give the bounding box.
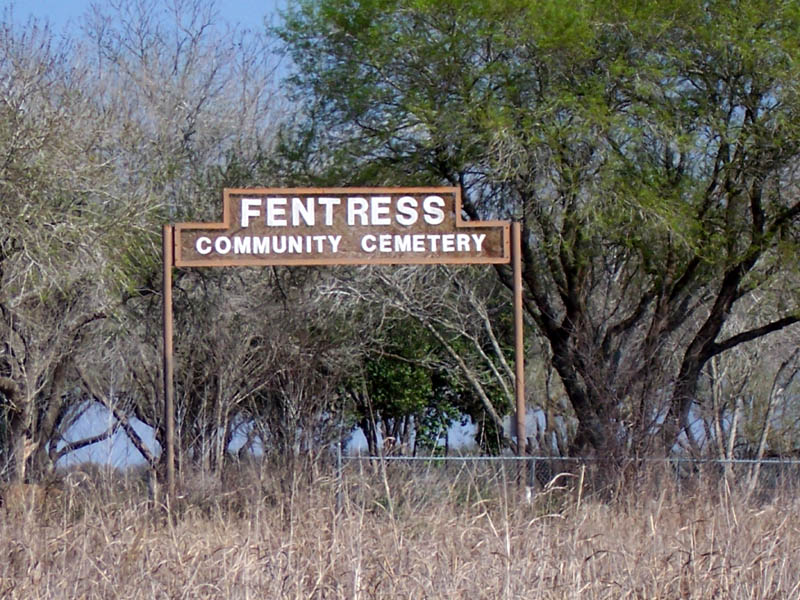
[1,460,798,599]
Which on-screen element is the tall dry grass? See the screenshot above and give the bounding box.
[1,459,798,599]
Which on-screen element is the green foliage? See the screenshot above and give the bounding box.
[365,355,431,420]
[278,0,800,455]
[357,320,456,439]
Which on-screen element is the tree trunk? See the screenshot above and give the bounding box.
[664,263,751,452]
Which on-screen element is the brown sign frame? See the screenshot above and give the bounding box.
[174,187,510,267]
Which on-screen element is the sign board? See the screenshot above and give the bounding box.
[174,187,510,266]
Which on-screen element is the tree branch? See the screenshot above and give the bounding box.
[52,422,121,463]
[77,366,158,469]
[710,316,800,358]
[0,376,20,409]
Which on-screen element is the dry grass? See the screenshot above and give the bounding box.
[0,482,64,518]
[1,460,799,599]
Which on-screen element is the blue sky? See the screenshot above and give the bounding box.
[4,0,286,34]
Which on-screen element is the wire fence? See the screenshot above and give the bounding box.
[338,454,800,499]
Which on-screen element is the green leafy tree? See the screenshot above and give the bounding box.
[278,0,800,458]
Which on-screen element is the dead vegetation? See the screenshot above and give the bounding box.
[0,482,63,518]
[0,460,798,599]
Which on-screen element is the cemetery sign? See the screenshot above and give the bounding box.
[174,187,509,267]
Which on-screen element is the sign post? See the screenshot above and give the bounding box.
[512,223,526,460]
[163,187,526,501]
[162,225,176,512]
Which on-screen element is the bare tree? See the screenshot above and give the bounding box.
[1,0,286,480]
[0,15,156,480]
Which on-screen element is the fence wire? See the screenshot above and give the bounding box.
[338,454,800,499]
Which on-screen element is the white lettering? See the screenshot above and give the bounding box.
[317,197,341,226]
[395,234,412,252]
[361,234,376,252]
[188,192,503,262]
[348,197,369,225]
[214,237,232,255]
[253,237,270,253]
[312,235,326,252]
[291,197,315,226]
[234,237,251,254]
[441,233,455,252]
[201,235,348,255]
[196,237,212,255]
[288,236,303,253]
[422,195,446,225]
[266,197,287,227]
[371,196,391,226]
[241,198,262,228]
[396,196,418,226]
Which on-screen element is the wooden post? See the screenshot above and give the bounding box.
[512,223,526,469]
[162,225,176,512]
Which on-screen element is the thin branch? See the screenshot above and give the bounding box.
[475,299,516,384]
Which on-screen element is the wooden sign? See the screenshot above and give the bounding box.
[174,187,510,266]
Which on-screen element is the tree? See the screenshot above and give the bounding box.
[341,313,468,456]
[0,15,159,481]
[322,265,519,454]
[1,0,287,481]
[78,0,286,473]
[277,0,800,459]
